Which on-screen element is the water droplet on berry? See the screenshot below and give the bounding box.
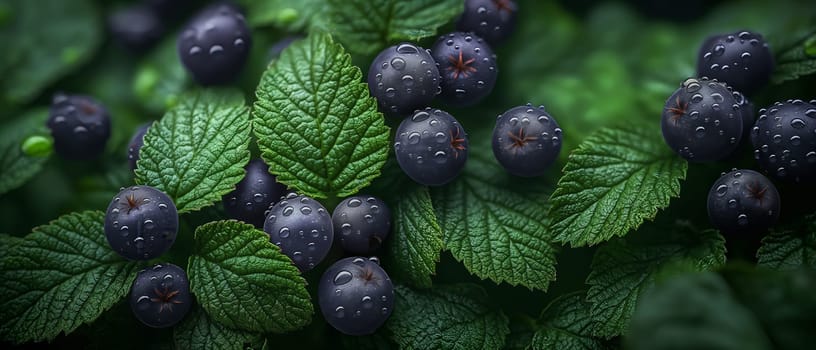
[334,271,353,285]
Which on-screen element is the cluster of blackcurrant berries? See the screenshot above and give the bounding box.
[369,0,562,184]
[224,160,396,335]
[660,30,815,235]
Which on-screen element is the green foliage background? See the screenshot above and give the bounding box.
[1,0,815,349]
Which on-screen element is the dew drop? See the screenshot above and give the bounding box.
[334,271,353,285]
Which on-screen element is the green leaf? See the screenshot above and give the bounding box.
[136,89,251,213]
[531,292,612,350]
[0,109,50,195]
[239,0,327,31]
[382,185,443,288]
[387,284,509,350]
[0,211,140,343]
[133,36,189,113]
[252,32,389,199]
[757,214,816,270]
[585,224,726,338]
[430,142,558,290]
[326,0,463,55]
[627,271,773,350]
[772,29,816,84]
[0,0,101,104]
[721,266,816,350]
[549,126,687,247]
[174,306,264,350]
[188,220,312,333]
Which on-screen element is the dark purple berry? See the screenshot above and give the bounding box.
[264,193,334,272]
[394,108,468,186]
[177,4,251,85]
[127,123,151,171]
[367,43,440,117]
[129,263,192,328]
[751,99,816,182]
[430,32,498,107]
[222,159,286,228]
[696,30,774,96]
[332,195,391,255]
[707,169,780,234]
[108,5,164,53]
[660,78,744,162]
[318,257,394,336]
[456,0,518,46]
[492,104,563,177]
[104,186,178,261]
[46,94,111,160]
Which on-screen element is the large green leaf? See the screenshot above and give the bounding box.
[531,292,612,350]
[387,284,509,350]
[549,126,687,247]
[188,221,313,333]
[626,272,772,350]
[382,185,443,288]
[0,0,101,104]
[431,140,557,290]
[585,224,726,338]
[326,0,462,55]
[252,32,389,199]
[136,89,251,213]
[0,109,50,195]
[174,306,264,350]
[0,211,140,343]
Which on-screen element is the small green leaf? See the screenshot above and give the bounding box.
[382,185,443,288]
[757,214,816,270]
[0,0,101,104]
[174,306,264,350]
[531,292,612,350]
[238,0,327,31]
[136,89,251,213]
[326,0,463,54]
[627,271,772,350]
[133,36,189,113]
[431,141,558,290]
[387,284,509,350]
[188,220,313,333]
[0,109,50,196]
[253,32,389,199]
[0,211,140,344]
[586,224,726,338]
[549,126,687,247]
[772,28,816,84]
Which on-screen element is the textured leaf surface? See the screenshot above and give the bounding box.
[174,306,264,350]
[326,0,462,54]
[549,126,687,247]
[382,185,443,288]
[0,109,49,195]
[586,225,726,338]
[252,32,388,198]
[0,0,101,104]
[757,214,816,270]
[531,292,611,350]
[136,89,251,213]
[387,284,509,350]
[188,221,312,333]
[431,143,557,290]
[0,211,140,343]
